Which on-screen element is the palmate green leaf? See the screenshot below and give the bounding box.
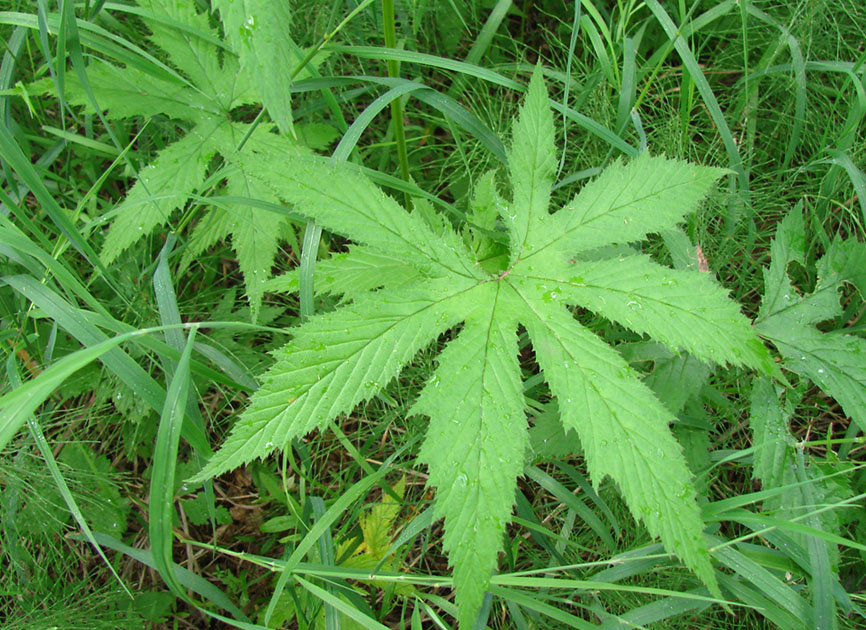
[214,0,294,135]
[514,253,777,373]
[262,245,422,300]
[195,73,775,625]
[36,0,313,319]
[756,209,866,432]
[34,60,214,119]
[137,0,222,97]
[230,150,481,280]
[521,152,730,258]
[101,116,223,264]
[761,324,866,433]
[505,66,556,263]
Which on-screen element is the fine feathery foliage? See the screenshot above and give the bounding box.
[190,70,780,625]
[33,0,311,320]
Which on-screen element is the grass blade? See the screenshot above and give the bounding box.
[263,469,386,625]
[2,274,211,453]
[149,324,197,598]
[644,0,747,228]
[0,123,122,293]
[81,531,252,622]
[296,575,390,630]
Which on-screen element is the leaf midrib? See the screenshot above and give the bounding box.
[514,176,700,266]
[513,270,736,331]
[282,176,480,281]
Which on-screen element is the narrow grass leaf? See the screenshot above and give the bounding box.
[715,573,803,630]
[263,470,386,626]
[524,465,614,551]
[644,0,747,224]
[824,149,866,224]
[149,325,197,598]
[0,123,118,290]
[329,46,636,155]
[795,453,836,630]
[598,588,711,629]
[580,15,614,85]
[744,4,807,169]
[463,0,511,67]
[153,237,216,522]
[0,215,108,316]
[487,585,597,630]
[332,82,428,163]
[2,275,210,453]
[296,576,390,630]
[713,542,806,620]
[0,10,189,85]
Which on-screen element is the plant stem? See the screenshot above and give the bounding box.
[382,0,411,207]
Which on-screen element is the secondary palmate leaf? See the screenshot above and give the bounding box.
[756,207,806,320]
[101,117,222,263]
[37,0,318,319]
[138,0,222,95]
[756,209,866,433]
[34,60,214,119]
[214,0,294,135]
[195,72,776,625]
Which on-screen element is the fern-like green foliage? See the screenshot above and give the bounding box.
[191,70,779,625]
[40,0,310,320]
